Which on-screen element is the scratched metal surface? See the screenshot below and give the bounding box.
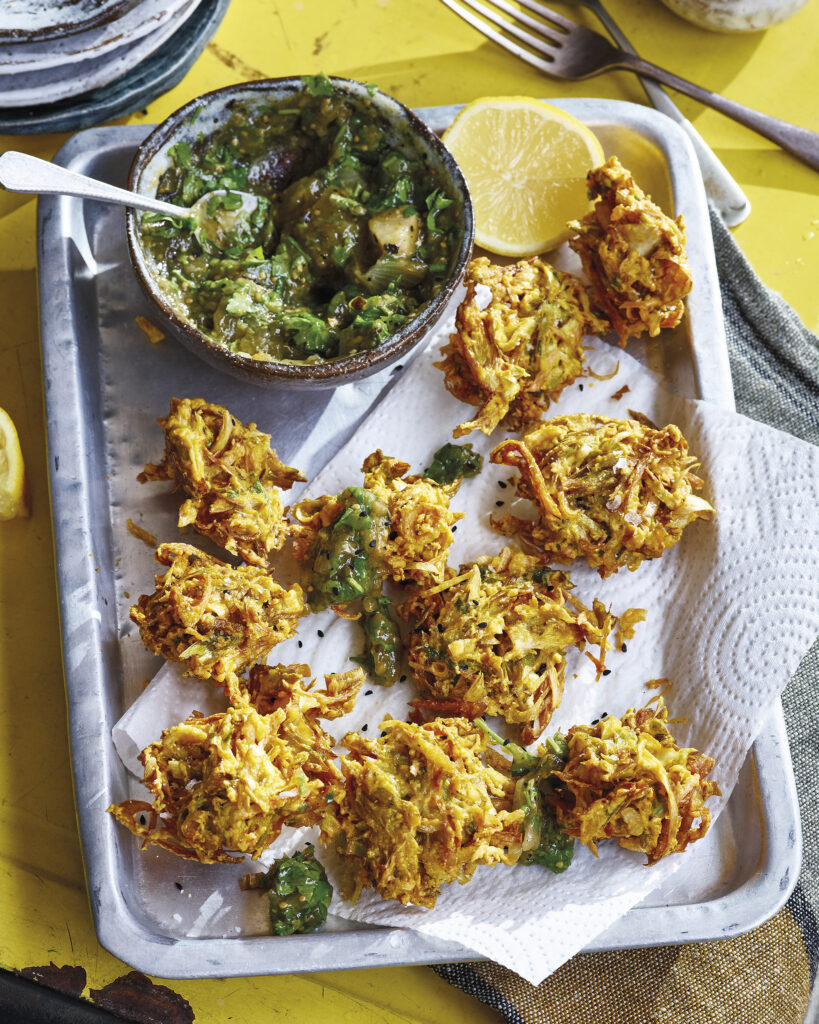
[38,101,800,978]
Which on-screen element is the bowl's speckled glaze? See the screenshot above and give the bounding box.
[126,77,474,389]
[0,0,132,42]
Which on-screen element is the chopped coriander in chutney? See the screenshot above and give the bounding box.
[424,442,483,485]
[140,76,461,363]
[303,485,401,685]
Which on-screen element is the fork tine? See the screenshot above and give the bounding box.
[514,0,578,33]
[442,0,565,64]
[440,0,556,72]
[463,0,566,46]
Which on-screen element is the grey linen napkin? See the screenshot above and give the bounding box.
[431,204,819,1024]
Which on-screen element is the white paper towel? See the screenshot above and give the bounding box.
[113,321,819,984]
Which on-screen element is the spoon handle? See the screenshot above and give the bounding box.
[0,151,185,219]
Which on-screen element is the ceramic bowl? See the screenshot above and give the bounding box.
[0,0,132,43]
[126,77,474,389]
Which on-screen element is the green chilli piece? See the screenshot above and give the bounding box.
[257,846,333,936]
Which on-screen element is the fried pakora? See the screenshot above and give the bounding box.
[130,542,306,687]
[568,157,692,345]
[436,256,609,436]
[402,547,617,744]
[108,664,364,864]
[490,413,715,577]
[139,398,304,566]
[362,451,462,584]
[292,453,462,591]
[323,716,523,907]
[551,701,720,864]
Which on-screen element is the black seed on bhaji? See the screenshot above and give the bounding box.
[602,669,611,676]
[621,643,628,653]
[369,539,376,547]
[495,501,504,507]
[362,724,368,732]
[364,689,373,696]
[317,629,324,638]
[498,480,507,489]
[298,640,303,648]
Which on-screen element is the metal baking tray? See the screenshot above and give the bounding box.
[38,99,800,978]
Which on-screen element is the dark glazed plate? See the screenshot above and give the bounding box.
[0,0,133,43]
[126,77,474,389]
[0,0,230,135]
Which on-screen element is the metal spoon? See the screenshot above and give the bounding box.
[0,150,262,250]
[566,0,751,226]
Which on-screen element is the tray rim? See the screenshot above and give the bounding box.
[38,100,801,979]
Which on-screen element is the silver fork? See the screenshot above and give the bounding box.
[441,0,819,173]
[566,0,750,225]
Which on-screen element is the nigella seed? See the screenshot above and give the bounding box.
[365,689,373,695]
[495,501,504,507]
[298,640,303,648]
[317,629,324,638]
[400,675,406,682]
[369,539,376,547]
[477,621,488,628]
[498,481,507,489]
[602,669,611,676]
[578,384,584,391]
[362,724,369,732]
[175,882,183,892]
[621,643,628,653]
[452,525,458,532]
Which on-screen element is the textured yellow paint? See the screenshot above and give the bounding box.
[0,1,816,1020]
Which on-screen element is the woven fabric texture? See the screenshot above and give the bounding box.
[432,204,819,1024]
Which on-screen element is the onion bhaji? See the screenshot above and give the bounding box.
[291,450,462,589]
[436,256,609,436]
[323,716,523,908]
[139,397,304,566]
[108,664,365,864]
[490,413,715,578]
[551,702,720,864]
[568,157,692,346]
[402,547,617,744]
[130,542,306,687]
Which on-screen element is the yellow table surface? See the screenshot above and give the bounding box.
[0,1,817,1020]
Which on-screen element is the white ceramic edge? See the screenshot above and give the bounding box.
[0,0,196,70]
[0,0,200,106]
[37,101,799,979]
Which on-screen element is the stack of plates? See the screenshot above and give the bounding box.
[0,0,232,134]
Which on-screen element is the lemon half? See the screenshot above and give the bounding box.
[0,407,30,520]
[443,96,605,257]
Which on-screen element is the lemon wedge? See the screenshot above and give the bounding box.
[0,407,30,520]
[442,96,605,257]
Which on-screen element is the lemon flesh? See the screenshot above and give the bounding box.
[0,407,30,520]
[443,96,605,257]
